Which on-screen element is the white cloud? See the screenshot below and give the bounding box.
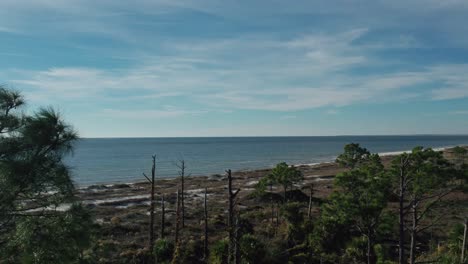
[100,108,206,119]
[7,26,468,113]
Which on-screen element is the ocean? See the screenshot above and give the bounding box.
[67,135,468,186]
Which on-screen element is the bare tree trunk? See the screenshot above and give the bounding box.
[270,183,274,224]
[409,205,417,264]
[398,164,406,264]
[462,218,467,263]
[227,169,240,264]
[177,160,186,228]
[275,202,279,228]
[143,155,157,259]
[161,194,165,239]
[234,213,240,264]
[203,188,208,261]
[172,190,182,264]
[174,190,181,245]
[283,185,287,203]
[308,186,313,219]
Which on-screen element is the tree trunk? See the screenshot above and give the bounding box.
[398,167,406,264]
[308,187,313,219]
[283,185,287,203]
[227,169,239,264]
[409,205,417,264]
[367,231,375,264]
[161,194,165,239]
[270,183,274,224]
[174,190,181,246]
[228,169,234,264]
[203,188,208,261]
[149,156,156,251]
[179,160,185,228]
[462,218,467,263]
[234,213,240,264]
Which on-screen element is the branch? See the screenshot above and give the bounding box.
[143,173,152,183]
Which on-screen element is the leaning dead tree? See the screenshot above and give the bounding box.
[176,160,187,228]
[226,169,240,264]
[203,187,209,260]
[143,155,157,254]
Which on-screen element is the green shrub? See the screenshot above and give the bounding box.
[181,239,204,264]
[153,238,174,263]
[239,234,266,264]
[209,238,228,264]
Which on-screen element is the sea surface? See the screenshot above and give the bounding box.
[67,135,468,186]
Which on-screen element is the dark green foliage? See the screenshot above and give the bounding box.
[237,217,254,237]
[256,162,303,202]
[4,204,94,264]
[209,238,229,264]
[262,238,289,264]
[281,202,304,227]
[153,238,174,263]
[336,143,371,169]
[239,234,266,264]
[0,86,94,262]
[453,146,468,165]
[180,239,204,264]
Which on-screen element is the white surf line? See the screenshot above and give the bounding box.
[82,194,150,205]
[378,145,456,157]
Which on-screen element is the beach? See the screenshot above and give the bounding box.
[73,147,467,262]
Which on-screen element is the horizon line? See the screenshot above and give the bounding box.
[80,133,468,139]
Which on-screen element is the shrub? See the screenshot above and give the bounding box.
[209,238,229,264]
[239,234,266,264]
[153,238,174,263]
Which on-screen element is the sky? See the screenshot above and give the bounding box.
[1,0,468,137]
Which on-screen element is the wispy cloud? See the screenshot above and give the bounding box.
[2,1,468,136]
[8,28,468,112]
[100,108,207,119]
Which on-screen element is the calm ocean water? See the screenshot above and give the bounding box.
[67,136,468,186]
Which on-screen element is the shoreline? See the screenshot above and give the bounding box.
[75,145,465,210]
[77,144,463,189]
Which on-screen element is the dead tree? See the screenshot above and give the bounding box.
[203,187,209,261]
[396,155,410,264]
[176,160,187,228]
[227,169,240,264]
[270,183,274,224]
[307,184,314,219]
[392,151,458,264]
[174,189,181,245]
[234,212,241,264]
[161,194,165,239]
[143,155,157,253]
[275,202,280,228]
[172,190,182,264]
[462,218,468,263]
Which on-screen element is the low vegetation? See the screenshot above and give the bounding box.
[1,86,467,263]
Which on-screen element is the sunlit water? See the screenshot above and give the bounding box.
[66,135,468,186]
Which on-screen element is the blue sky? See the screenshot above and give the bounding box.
[1,0,468,137]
